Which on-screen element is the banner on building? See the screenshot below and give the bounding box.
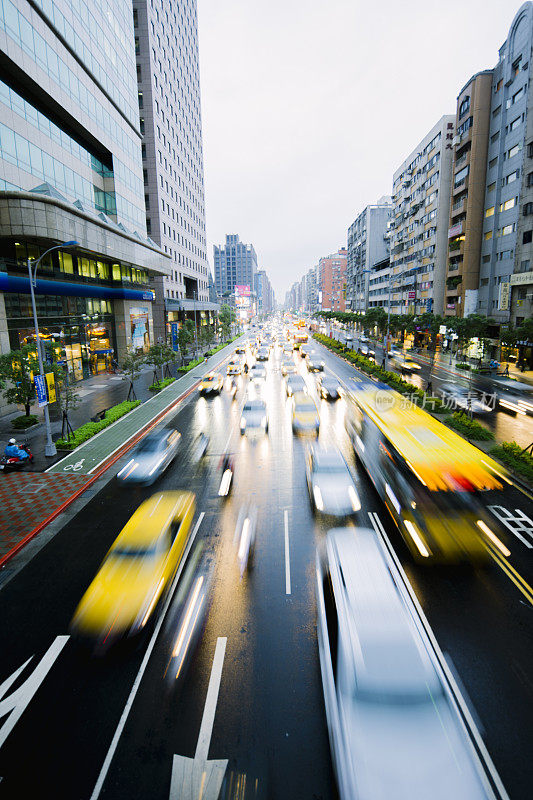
[498,282,510,311]
[171,322,179,352]
[34,374,48,408]
[45,372,56,404]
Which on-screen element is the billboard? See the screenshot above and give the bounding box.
[235,285,251,308]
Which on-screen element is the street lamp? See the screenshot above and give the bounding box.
[27,240,79,456]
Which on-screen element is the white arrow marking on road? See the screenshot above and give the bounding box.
[170,636,228,800]
[0,635,69,750]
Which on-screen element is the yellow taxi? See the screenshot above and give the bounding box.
[227,360,242,376]
[70,491,195,652]
[198,371,223,394]
[292,391,320,435]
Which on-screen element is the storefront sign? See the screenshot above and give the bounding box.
[171,322,179,352]
[510,271,533,285]
[448,222,463,238]
[498,282,510,310]
[45,372,56,404]
[408,290,415,299]
[34,375,48,407]
[130,307,150,352]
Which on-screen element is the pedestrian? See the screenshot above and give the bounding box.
[520,360,526,372]
[503,363,509,377]
[381,357,386,370]
[426,380,433,395]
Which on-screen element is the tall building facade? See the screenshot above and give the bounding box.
[479,3,533,329]
[214,234,258,297]
[254,270,275,316]
[346,197,393,312]
[445,70,493,317]
[133,0,214,338]
[390,116,455,315]
[0,0,169,400]
[318,248,347,312]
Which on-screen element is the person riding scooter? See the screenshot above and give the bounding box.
[4,438,30,461]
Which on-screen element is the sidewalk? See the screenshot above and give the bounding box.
[0,337,241,565]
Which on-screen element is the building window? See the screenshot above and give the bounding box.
[485,207,495,218]
[459,96,470,119]
[500,198,516,212]
[524,203,533,216]
[507,144,520,159]
[523,230,532,244]
[509,116,521,132]
[487,182,496,193]
[484,231,493,240]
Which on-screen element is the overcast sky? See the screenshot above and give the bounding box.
[197,0,520,301]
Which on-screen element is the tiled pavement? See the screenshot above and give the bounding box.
[0,472,91,560]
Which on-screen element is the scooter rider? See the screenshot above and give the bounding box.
[4,438,30,461]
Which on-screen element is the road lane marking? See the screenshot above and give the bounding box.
[484,543,533,606]
[89,512,205,800]
[195,637,227,762]
[488,505,533,548]
[284,509,291,595]
[0,635,69,751]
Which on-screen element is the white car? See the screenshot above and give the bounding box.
[116,429,181,485]
[249,365,266,382]
[316,527,493,800]
[240,398,268,435]
[306,445,360,516]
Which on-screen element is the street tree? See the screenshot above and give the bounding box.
[146,342,178,383]
[122,347,145,401]
[0,346,39,416]
[218,304,235,341]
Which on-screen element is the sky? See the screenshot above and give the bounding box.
[197,0,520,302]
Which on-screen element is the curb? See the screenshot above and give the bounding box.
[0,343,240,569]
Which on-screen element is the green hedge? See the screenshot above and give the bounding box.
[177,356,204,374]
[444,412,494,440]
[55,400,140,450]
[490,442,533,484]
[205,335,240,357]
[149,377,175,392]
[12,414,38,429]
[313,333,446,413]
[456,362,470,370]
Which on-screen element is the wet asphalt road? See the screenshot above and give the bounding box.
[0,338,532,799]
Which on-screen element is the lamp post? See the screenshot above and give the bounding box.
[28,240,79,457]
[192,290,199,359]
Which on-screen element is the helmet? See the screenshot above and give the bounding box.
[8,438,16,444]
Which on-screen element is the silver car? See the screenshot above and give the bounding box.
[249,365,267,382]
[240,398,268,435]
[116,429,181,484]
[306,445,359,516]
[439,382,495,415]
[286,374,307,396]
[492,378,533,416]
[316,527,494,800]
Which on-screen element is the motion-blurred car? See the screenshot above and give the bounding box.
[292,392,319,434]
[438,382,495,415]
[399,357,421,373]
[492,378,533,416]
[234,345,246,354]
[198,372,223,394]
[316,527,493,800]
[316,375,342,401]
[359,344,375,361]
[307,356,325,372]
[281,361,297,376]
[306,445,360,515]
[116,429,181,484]
[249,364,267,381]
[226,360,242,376]
[240,398,268,435]
[70,492,195,653]
[286,374,307,396]
[256,348,269,361]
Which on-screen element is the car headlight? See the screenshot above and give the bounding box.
[348,485,361,512]
[240,417,246,429]
[313,485,324,510]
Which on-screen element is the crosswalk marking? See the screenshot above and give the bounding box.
[489,506,533,548]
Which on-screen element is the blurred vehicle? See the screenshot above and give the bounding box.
[316,375,342,401]
[359,344,375,361]
[438,383,495,415]
[316,527,495,800]
[249,365,267,382]
[294,331,308,345]
[235,504,257,577]
[218,453,235,497]
[234,345,246,354]
[256,348,269,361]
[283,345,293,356]
[240,398,268,435]
[359,334,370,343]
[281,361,297,376]
[491,377,533,416]
[300,345,312,357]
[307,355,325,372]
[345,385,509,562]
[193,432,209,461]
[306,445,360,516]
[198,372,223,394]
[117,429,181,484]
[292,392,320,434]
[286,374,307,396]
[70,492,195,652]
[229,380,238,400]
[399,357,421,373]
[227,360,242,376]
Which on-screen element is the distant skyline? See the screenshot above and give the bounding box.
[198,0,520,300]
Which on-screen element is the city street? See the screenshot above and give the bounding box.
[0,339,532,799]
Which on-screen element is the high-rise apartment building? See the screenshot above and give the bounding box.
[0,0,169,396]
[390,116,455,316]
[254,270,275,316]
[479,2,533,329]
[214,234,258,297]
[445,71,493,317]
[133,0,213,339]
[318,248,347,312]
[346,197,392,312]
